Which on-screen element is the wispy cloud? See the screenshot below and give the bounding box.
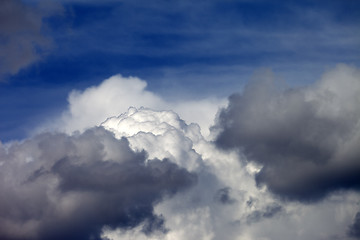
[0,0,62,79]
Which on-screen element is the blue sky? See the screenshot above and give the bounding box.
[1,0,359,141]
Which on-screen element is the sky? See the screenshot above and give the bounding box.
[0,0,360,240]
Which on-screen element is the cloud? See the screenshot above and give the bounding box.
[213,187,235,205]
[0,0,62,79]
[2,62,358,239]
[348,211,360,239]
[101,107,208,172]
[47,74,225,138]
[0,127,196,240]
[59,75,163,134]
[100,107,359,240]
[215,64,360,202]
[2,103,360,240]
[100,107,274,240]
[32,67,360,239]
[246,203,282,225]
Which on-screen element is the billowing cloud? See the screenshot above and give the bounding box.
[100,107,359,240]
[4,65,360,240]
[2,103,359,240]
[49,74,225,138]
[100,107,278,240]
[215,64,360,202]
[0,127,196,240]
[0,0,62,78]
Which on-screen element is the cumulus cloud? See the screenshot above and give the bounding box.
[52,74,225,138]
[5,65,360,239]
[2,102,360,240]
[0,127,196,240]
[0,0,62,78]
[100,107,359,240]
[100,107,277,240]
[215,64,360,202]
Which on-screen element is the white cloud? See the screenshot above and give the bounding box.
[46,74,225,139]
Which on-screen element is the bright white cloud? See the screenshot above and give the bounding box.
[48,74,225,139]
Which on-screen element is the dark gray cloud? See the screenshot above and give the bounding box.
[215,65,360,202]
[348,212,360,239]
[0,0,62,78]
[0,127,196,240]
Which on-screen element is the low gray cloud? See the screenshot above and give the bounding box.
[348,212,360,239]
[0,127,196,240]
[0,0,62,79]
[215,65,360,202]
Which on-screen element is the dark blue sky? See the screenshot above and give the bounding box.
[1,0,359,141]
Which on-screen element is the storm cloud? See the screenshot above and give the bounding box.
[0,127,196,240]
[215,64,360,202]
